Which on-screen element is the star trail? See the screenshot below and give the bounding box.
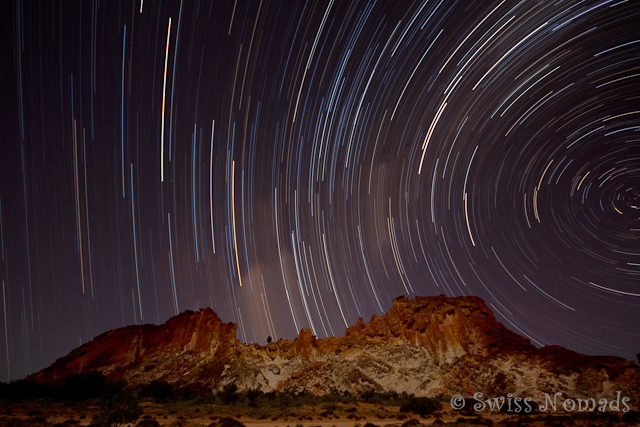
[1,0,639,382]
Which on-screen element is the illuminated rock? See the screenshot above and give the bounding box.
[28,295,639,404]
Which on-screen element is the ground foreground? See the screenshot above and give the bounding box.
[1,398,638,427]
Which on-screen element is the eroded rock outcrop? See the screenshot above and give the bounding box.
[27,295,640,406]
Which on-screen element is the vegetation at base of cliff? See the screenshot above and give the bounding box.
[399,396,440,416]
[0,376,446,416]
[0,391,637,427]
[89,388,143,427]
[0,373,127,402]
[1,378,637,427]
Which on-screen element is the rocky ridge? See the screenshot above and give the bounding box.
[28,295,639,405]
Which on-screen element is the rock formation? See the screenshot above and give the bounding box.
[28,295,639,406]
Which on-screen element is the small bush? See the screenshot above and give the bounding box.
[246,388,264,407]
[168,416,187,427]
[457,398,483,415]
[624,410,640,423]
[90,388,142,427]
[220,383,239,405]
[63,372,107,401]
[360,390,400,405]
[1,380,48,400]
[100,379,128,397]
[399,397,439,416]
[400,419,421,427]
[217,417,246,427]
[137,380,175,403]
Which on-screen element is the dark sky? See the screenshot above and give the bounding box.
[1,0,639,382]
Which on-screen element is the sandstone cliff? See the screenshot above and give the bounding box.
[28,295,639,404]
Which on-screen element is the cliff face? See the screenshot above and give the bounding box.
[28,295,640,404]
[30,308,240,386]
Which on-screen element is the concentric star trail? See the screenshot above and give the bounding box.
[0,0,638,381]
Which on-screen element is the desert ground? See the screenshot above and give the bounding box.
[1,397,638,427]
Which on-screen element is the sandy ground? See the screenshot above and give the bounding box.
[39,415,512,427]
[2,399,637,426]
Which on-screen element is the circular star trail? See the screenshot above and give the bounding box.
[0,0,639,381]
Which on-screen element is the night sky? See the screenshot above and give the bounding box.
[1,0,639,382]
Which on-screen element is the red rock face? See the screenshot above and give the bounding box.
[29,308,239,385]
[347,295,535,359]
[27,295,640,405]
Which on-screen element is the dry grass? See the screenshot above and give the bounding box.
[0,397,636,427]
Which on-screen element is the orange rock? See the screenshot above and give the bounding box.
[25,295,640,404]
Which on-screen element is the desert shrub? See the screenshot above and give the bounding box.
[137,380,174,403]
[285,389,353,406]
[539,415,575,427]
[0,382,8,400]
[216,417,246,427]
[456,398,482,415]
[247,387,263,400]
[399,396,439,416]
[400,419,422,427]
[173,384,200,400]
[99,379,127,397]
[245,389,355,409]
[90,388,142,427]
[624,410,640,423]
[168,416,186,427]
[219,383,239,405]
[1,380,49,400]
[277,392,295,408]
[598,411,617,422]
[358,390,409,406]
[246,387,264,407]
[63,371,107,401]
[360,390,400,405]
